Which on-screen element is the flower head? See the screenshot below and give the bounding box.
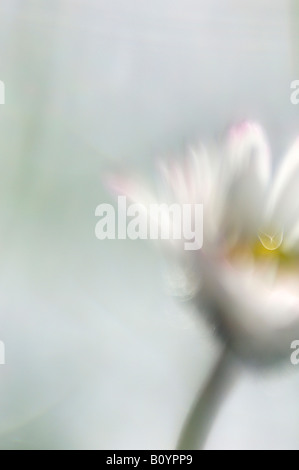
[109,122,299,365]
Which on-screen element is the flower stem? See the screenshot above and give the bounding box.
[176,346,237,450]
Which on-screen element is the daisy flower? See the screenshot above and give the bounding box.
[108,121,299,448]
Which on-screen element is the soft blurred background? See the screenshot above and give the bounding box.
[0,0,299,450]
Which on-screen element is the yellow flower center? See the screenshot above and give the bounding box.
[228,230,298,268]
[258,231,283,252]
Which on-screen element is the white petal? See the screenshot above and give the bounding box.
[220,122,272,238]
[226,121,271,187]
[187,144,214,204]
[157,145,213,206]
[284,220,299,251]
[200,258,299,361]
[105,173,190,253]
[105,173,157,207]
[266,137,299,235]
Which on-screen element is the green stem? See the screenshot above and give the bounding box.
[176,346,237,450]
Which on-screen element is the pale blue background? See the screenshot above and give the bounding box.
[0,0,298,449]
